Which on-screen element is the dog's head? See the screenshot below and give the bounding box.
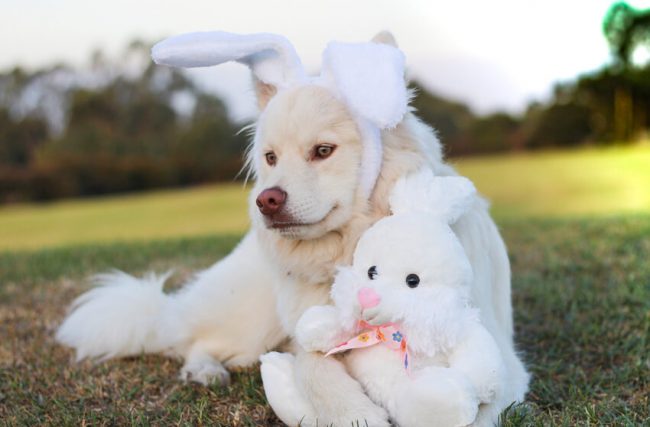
[152,31,407,241]
[248,84,363,239]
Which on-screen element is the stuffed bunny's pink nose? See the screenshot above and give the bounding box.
[358,287,381,309]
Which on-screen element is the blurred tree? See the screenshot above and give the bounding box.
[604,2,650,68]
[5,12,650,204]
[0,109,48,167]
[0,108,49,202]
[602,3,650,141]
[468,113,521,153]
[0,42,248,202]
[573,66,650,142]
[525,102,594,148]
[173,93,247,184]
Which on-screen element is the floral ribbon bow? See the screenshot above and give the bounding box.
[325,321,410,370]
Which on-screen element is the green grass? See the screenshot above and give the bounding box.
[1,145,649,425]
[0,216,648,425]
[453,143,650,219]
[0,184,250,251]
[1,144,649,251]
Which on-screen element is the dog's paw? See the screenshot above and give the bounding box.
[179,360,230,386]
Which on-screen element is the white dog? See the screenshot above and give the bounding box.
[57,31,529,426]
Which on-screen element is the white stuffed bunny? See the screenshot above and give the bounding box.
[262,170,507,427]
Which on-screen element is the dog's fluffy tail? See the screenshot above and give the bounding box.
[56,271,187,361]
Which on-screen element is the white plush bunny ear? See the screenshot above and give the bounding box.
[151,31,307,90]
[389,169,477,224]
[321,41,408,129]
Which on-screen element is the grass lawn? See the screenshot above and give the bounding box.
[1,217,648,425]
[0,184,250,252]
[1,145,649,425]
[453,144,650,220]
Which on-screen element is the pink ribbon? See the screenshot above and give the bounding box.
[325,321,410,370]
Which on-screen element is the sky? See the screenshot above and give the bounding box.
[1,0,645,121]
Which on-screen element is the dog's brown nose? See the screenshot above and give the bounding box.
[256,187,287,216]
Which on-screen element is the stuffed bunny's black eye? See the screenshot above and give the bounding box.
[368,266,378,280]
[406,274,420,288]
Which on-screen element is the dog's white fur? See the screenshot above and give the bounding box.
[57,35,529,426]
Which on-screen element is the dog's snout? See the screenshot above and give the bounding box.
[256,187,287,216]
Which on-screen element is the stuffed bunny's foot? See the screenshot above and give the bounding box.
[294,350,390,427]
[393,366,479,427]
[260,352,316,427]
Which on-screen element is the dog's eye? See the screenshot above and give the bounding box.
[265,152,277,166]
[312,144,336,160]
[368,266,378,280]
[406,274,420,288]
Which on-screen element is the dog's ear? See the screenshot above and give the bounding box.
[371,31,398,48]
[253,77,278,110]
[151,31,306,110]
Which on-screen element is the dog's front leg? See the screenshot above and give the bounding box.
[293,348,390,427]
[172,232,287,384]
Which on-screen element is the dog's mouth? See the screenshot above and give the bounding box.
[266,205,338,230]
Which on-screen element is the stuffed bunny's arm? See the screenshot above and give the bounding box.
[295,305,350,354]
[448,323,506,404]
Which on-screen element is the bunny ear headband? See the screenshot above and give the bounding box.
[151,31,409,198]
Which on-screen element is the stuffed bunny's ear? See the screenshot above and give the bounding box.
[389,170,476,224]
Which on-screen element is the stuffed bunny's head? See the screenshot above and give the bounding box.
[331,170,480,356]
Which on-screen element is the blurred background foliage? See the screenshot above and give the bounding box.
[0,2,649,203]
